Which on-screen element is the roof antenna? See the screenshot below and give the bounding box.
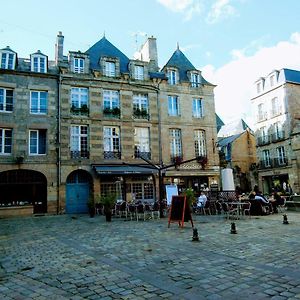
[177,42,179,50]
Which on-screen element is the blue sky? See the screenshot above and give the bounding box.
[1,0,300,127]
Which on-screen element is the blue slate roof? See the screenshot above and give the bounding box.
[85,37,130,73]
[218,133,242,148]
[216,114,225,133]
[162,48,212,84]
[149,72,167,80]
[282,68,300,84]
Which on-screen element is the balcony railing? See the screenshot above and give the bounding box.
[103,107,120,118]
[70,150,89,159]
[134,151,151,160]
[271,131,285,143]
[133,108,149,120]
[258,157,288,169]
[256,136,270,146]
[70,105,89,116]
[104,151,121,159]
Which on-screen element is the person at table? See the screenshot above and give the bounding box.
[269,192,284,213]
[249,191,273,213]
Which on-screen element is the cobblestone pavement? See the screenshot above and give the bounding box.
[1,211,300,300]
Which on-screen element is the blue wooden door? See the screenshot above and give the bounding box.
[66,183,89,214]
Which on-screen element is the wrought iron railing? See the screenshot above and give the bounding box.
[104,151,121,159]
[134,151,151,160]
[70,150,89,159]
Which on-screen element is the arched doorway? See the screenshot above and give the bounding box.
[66,170,92,214]
[0,169,47,214]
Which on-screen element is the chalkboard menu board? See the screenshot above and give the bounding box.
[168,195,193,228]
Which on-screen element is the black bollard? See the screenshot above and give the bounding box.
[230,222,237,234]
[192,228,200,241]
[283,214,289,224]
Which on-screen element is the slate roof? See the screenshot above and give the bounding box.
[217,119,252,138]
[162,48,212,84]
[85,37,130,73]
[218,133,242,148]
[216,114,225,133]
[281,68,300,84]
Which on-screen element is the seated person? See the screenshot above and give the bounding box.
[249,191,272,214]
[269,192,284,213]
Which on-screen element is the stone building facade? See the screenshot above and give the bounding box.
[251,68,300,195]
[0,32,220,216]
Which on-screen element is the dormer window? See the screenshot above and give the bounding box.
[270,75,275,87]
[31,51,47,73]
[134,65,144,80]
[105,61,116,77]
[167,69,177,85]
[0,48,16,70]
[74,57,84,73]
[191,72,200,87]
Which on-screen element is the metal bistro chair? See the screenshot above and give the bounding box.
[118,201,128,219]
[242,201,251,218]
[152,201,160,219]
[136,202,146,221]
[127,203,137,221]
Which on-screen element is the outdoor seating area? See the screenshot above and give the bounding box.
[98,201,161,221]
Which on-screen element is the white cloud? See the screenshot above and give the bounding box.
[206,0,237,24]
[201,32,300,128]
[157,0,204,21]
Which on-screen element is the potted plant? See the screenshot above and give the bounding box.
[98,194,117,222]
[87,197,96,218]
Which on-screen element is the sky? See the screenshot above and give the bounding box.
[1,0,300,128]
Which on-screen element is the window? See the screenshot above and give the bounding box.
[133,93,148,118]
[257,103,266,121]
[256,82,262,94]
[103,90,120,109]
[132,182,154,200]
[29,129,46,155]
[262,150,271,167]
[270,75,275,87]
[134,65,144,80]
[191,72,200,87]
[1,51,15,69]
[30,91,47,114]
[167,69,177,85]
[170,129,182,158]
[74,58,84,73]
[70,125,89,158]
[271,97,281,116]
[105,61,116,77]
[103,126,120,159]
[0,128,12,154]
[168,96,180,116]
[192,98,203,118]
[71,87,88,109]
[277,146,286,165]
[260,126,268,143]
[0,88,13,112]
[194,130,206,157]
[31,55,47,73]
[134,127,150,159]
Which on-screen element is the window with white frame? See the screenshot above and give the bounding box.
[74,58,84,73]
[31,55,47,73]
[105,61,116,77]
[103,126,120,152]
[134,65,144,80]
[271,97,281,116]
[168,96,180,116]
[30,91,47,114]
[71,87,88,109]
[170,129,182,158]
[167,69,177,85]
[192,98,203,118]
[191,72,200,87]
[0,88,13,112]
[260,126,268,143]
[277,146,286,164]
[134,127,150,157]
[262,149,271,167]
[132,182,154,200]
[274,122,283,139]
[103,90,120,110]
[1,51,15,70]
[194,130,206,157]
[29,129,46,155]
[257,103,266,121]
[70,125,88,158]
[0,128,12,154]
[133,93,148,116]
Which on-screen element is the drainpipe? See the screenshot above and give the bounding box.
[56,73,62,214]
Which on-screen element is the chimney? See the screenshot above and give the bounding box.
[139,36,158,72]
[55,31,64,65]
